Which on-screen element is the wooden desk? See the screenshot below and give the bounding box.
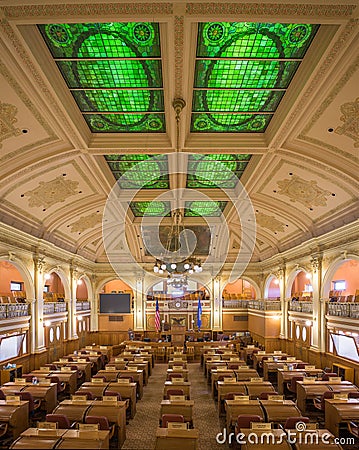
[68,354,102,372]
[235,369,259,381]
[10,436,60,448]
[242,347,261,362]
[217,382,247,415]
[240,429,291,450]
[263,360,303,381]
[0,400,29,438]
[88,400,127,447]
[211,370,235,396]
[155,427,199,450]
[296,381,357,413]
[76,382,108,399]
[53,361,92,382]
[96,370,121,382]
[59,429,109,449]
[167,368,189,382]
[106,382,137,418]
[225,400,264,431]
[133,355,152,376]
[106,362,128,371]
[163,381,191,400]
[30,370,78,395]
[118,369,144,399]
[277,369,321,395]
[246,381,276,399]
[260,400,302,424]
[127,362,148,384]
[2,383,57,413]
[252,353,288,370]
[324,398,359,437]
[52,401,92,422]
[168,361,187,370]
[205,361,227,378]
[160,400,194,425]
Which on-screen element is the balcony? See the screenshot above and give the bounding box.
[43,302,67,314]
[222,299,281,311]
[0,303,29,319]
[289,301,313,313]
[326,302,359,318]
[76,301,91,311]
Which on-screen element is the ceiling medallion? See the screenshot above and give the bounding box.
[335,97,359,148]
[0,101,21,148]
[276,175,331,208]
[24,176,79,208]
[256,212,285,233]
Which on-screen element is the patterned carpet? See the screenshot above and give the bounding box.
[122,362,229,450]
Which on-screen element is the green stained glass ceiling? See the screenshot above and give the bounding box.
[38,22,165,133]
[105,154,169,189]
[187,154,251,188]
[185,201,227,217]
[192,22,319,132]
[130,201,171,217]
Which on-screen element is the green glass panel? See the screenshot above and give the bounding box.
[193,90,283,112]
[104,154,169,189]
[195,60,300,89]
[72,90,163,112]
[186,154,251,188]
[184,201,227,217]
[85,113,165,132]
[191,113,271,132]
[38,22,161,58]
[130,201,171,217]
[57,60,163,88]
[197,22,319,58]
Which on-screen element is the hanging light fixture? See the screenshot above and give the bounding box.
[152,209,202,277]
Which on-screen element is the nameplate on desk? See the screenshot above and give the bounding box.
[5,395,21,405]
[79,423,99,431]
[78,359,87,363]
[61,366,72,372]
[105,366,116,371]
[14,378,26,384]
[223,377,236,383]
[223,351,232,354]
[207,350,215,354]
[103,396,118,403]
[38,380,51,386]
[171,378,185,384]
[59,358,68,363]
[251,423,272,430]
[91,378,104,383]
[273,351,282,354]
[115,358,124,362]
[144,346,151,350]
[134,358,144,362]
[230,358,240,362]
[89,351,97,356]
[329,377,341,382]
[37,422,57,430]
[237,366,249,369]
[40,366,51,372]
[305,423,318,431]
[99,346,107,350]
[287,357,296,362]
[174,352,182,356]
[170,395,186,402]
[173,358,182,361]
[234,395,249,402]
[267,357,273,361]
[123,352,132,356]
[172,366,183,371]
[257,351,266,355]
[333,393,348,400]
[71,395,87,403]
[117,378,130,383]
[305,365,316,370]
[127,367,138,372]
[167,422,187,430]
[282,365,288,371]
[247,345,255,349]
[140,352,149,355]
[250,377,263,382]
[212,356,221,360]
[303,377,316,383]
[85,346,93,350]
[267,395,284,401]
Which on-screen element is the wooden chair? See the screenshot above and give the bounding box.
[186,346,195,361]
[156,347,166,362]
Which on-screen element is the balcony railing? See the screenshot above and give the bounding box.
[76,301,91,311]
[289,301,313,313]
[43,302,67,315]
[0,303,29,319]
[327,302,359,318]
[222,299,281,311]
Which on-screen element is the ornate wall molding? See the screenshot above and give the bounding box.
[69,213,102,234]
[335,97,359,147]
[276,175,331,208]
[0,101,21,148]
[24,176,79,209]
[174,15,184,98]
[256,211,285,233]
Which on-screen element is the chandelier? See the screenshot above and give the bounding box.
[153,210,202,276]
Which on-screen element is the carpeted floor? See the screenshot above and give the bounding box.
[122,362,229,450]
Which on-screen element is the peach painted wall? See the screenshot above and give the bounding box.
[224,279,255,298]
[46,272,65,295]
[103,280,133,294]
[268,278,280,298]
[332,260,358,295]
[76,282,88,300]
[291,271,308,294]
[0,261,24,294]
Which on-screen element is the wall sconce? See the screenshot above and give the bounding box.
[77,279,83,285]
[77,316,83,321]
[305,273,311,279]
[305,320,312,327]
[44,273,51,280]
[44,320,51,327]
[273,279,279,285]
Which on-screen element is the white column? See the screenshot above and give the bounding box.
[277,266,287,339]
[33,256,46,353]
[134,275,145,331]
[68,266,78,340]
[212,276,222,330]
[90,275,98,332]
[310,256,323,351]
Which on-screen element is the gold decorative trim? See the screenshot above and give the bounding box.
[185,3,356,17]
[256,211,285,233]
[69,213,102,234]
[277,175,331,208]
[174,15,184,98]
[335,97,359,148]
[24,176,80,209]
[0,101,21,148]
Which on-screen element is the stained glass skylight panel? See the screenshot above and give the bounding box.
[187,154,251,188]
[38,22,165,133]
[105,155,169,189]
[185,201,227,217]
[129,201,171,217]
[192,22,319,132]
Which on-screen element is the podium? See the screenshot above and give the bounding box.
[171,325,186,346]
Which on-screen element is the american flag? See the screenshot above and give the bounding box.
[155,298,161,332]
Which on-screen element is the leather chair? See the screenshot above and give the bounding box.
[74,390,94,400]
[286,376,303,395]
[92,374,106,381]
[348,391,359,399]
[295,363,307,369]
[168,373,182,381]
[313,391,339,411]
[283,416,310,429]
[14,391,42,417]
[0,390,6,400]
[104,390,122,401]
[161,414,184,428]
[227,364,240,370]
[224,392,244,400]
[165,389,184,399]
[46,376,66,395]
[235,415,262,434]
[258,391,279,400]
[85,415,115,439]
[321,373,339,381]
[46,414,74,429]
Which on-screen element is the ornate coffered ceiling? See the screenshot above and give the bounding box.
[0,0,358,269]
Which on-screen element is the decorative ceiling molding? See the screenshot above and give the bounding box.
[335,97,359,148]
[24,176,79,209]
[174,15,184,98]
[69,213,102,234]
[276,175,331,208]
[256,212,285,233]
[0,101,21,148]
[185,3,356,17]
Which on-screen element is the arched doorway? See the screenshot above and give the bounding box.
[264,275,280,300]
[323,258,359,300]
[222,278,258,300]
[286,269,313,300]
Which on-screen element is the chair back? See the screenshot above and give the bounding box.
[104,390,122,400]
[161,414,184,428]
[46,414,70,428]
[15,391,35,412]
[0,390,5,400]
[119,374,134,382]
[228,364,240,370]
[165,389,184,399]
[168,373,182,381]
[290,376,304,392]
[75,390,93,400]
[236,415,262,429]
[296,363,306,369]
[224,392,244,400]
[85,415,110,430]
[258,392,279,400]
[92,375,106,381]
[348,391,359,399]
[322,373,339,381]
[284,416,310,429]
